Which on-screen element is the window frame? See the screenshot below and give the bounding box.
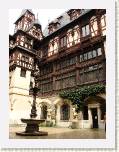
[82,24,90,37]
[60,35,67,48]
[20,68,26,77]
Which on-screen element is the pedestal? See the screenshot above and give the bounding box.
[16,118,48,136]
[71,120,79,129]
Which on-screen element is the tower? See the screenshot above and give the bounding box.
[14,9,35,32]
[9,9,43,124]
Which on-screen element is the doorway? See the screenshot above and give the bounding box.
[41,105,47,119]
[91,108,98,128]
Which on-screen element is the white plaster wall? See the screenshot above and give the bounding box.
[9,94,60,125]
[9,67,31,95]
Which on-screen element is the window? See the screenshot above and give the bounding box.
[101,14,106,36]
[88,51,93,59]
[29,81,33,89]
[97,48,102,56]
[60,104,70,120]
[79,47,102,62]
[84,53,88,60]
[21,56,25,61]
[82,24,90,37]
[21,55,29,63]
[83,106,88,120]
[41,105,47,119]
[92,50,97,58]
[80,55,84,62]
[79,64,103,83]
[56,57,76,70]
[48,38,59,56]
[49,26,54,34]
[20,68,26,77]
[71,11,79,20]
[60,36,67,48]
[26,57,29,62]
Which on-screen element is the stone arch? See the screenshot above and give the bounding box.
[38,99,52,119]
[40,104,47,119]
[54,97,62,105]
[84,95,106,129]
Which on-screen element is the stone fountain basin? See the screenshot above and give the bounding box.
[16,118,48,136]
[21,118,45,124]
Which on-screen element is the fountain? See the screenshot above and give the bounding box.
[16,57,48,136]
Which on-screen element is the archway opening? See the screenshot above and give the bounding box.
[60,104,70,121]
[41,104,47,119]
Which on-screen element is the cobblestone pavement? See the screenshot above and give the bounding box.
[9,126,106,139]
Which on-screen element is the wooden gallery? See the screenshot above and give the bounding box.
[9,9,106,129]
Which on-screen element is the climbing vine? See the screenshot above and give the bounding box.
[59,84,105,112]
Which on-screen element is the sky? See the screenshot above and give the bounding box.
[9,9,67,35]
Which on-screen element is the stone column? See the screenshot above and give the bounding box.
[97,106,101,128]
[78,111,83,128]
[47,108,52,121]
[46,108,52,126]
[56,104,60,126]
[88,108,92,128]
[71,107,79,129]
[40,106,43,119]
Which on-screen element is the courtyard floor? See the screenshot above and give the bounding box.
[9,126,106,139]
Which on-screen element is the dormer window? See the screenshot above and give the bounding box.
[49,26,54,34]
[67,9,80,20]
[48,21,60,34]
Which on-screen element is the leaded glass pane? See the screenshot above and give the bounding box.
[92,50,97,58]
[97,48,102,56]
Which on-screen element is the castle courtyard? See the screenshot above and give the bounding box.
[9,126,106,139]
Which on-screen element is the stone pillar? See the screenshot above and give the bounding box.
[40,106,43,119]
[56,104,60,125]
[70,105,73,121]
[47,108,52,121]
[78,111,83,128]
[71,107,79,129]
[46,108,52,126]
[97,106,101,128]
[88,108,92,128]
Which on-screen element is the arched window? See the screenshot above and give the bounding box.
[41,105,47,119]
[60,104,70,120]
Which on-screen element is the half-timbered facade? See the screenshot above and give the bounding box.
[9,9,106,129]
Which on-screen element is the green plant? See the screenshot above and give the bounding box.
[59,84,105,112]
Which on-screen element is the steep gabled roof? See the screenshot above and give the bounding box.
[43,9,91,37]
[25,19,42,34]
[14,9,34,24]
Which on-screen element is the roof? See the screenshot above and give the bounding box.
[12,9,92,40]
[26,19,41,32]
[14,9,34,24]
[43,9,91,37]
